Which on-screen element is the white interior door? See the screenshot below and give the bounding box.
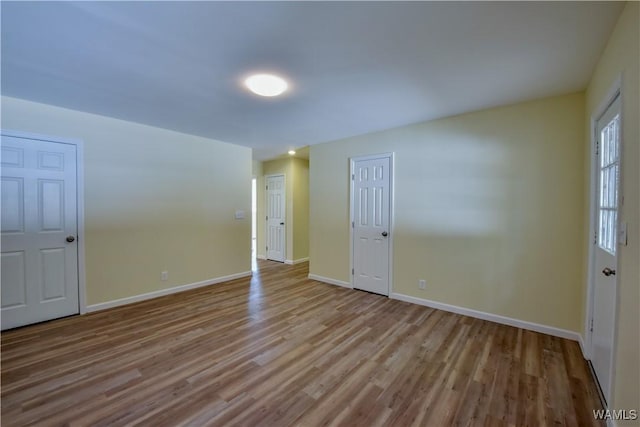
[591,95,621,403]
[1,134,79,330]
[266,175,285,262]
[352,155,391,296]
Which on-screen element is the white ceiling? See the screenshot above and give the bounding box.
[1,1,624,160]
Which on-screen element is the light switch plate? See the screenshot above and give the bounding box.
[235,210,245,220]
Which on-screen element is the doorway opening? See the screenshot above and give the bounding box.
[265,174,286,262]
[251,178,257,270]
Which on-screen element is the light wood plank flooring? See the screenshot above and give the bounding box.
[1,260,603,426]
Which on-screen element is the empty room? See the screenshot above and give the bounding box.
[1,1,638,426]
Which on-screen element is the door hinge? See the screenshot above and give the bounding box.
[590,318,594,332]
[595,140,599,155]
[266,216,268,221]
[266,246,268,251]
[352,221,354,228]
[352,174,355,181]
[352,268,354,275]
[594,231,597,245]
[266,185,268,190]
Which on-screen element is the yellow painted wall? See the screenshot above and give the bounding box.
[585,2,639,420]
[310,92,585,332]
[292,157,310,261]
[1,96,252,306]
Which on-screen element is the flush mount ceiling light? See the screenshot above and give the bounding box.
[244,74,288,97]
[288,150,296,155]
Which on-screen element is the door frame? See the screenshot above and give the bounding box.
[1,129,87,315]
[584,76,623,402]
[264,173,286,262]
[349,152,395,294]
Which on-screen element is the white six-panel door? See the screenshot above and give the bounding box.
[266,175,285,262]
[352,155,391,296]
[1,134,79,330]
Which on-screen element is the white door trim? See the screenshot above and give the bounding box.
[349,152,395,295]
[265,173,286,262]
[585,76,623,404]
[1,129,87,315]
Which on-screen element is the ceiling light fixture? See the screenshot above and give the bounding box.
[245,74,288,97]
[288,150,296,155]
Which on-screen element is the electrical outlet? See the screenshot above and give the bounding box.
[418,279,426,290]
[161,271,168,281]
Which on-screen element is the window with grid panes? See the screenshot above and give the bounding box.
[598,114,620,254]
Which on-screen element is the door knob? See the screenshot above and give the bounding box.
[66,236,76,243]
[280,222,285,225]
[381,231,388,237]
[602,267,616,276]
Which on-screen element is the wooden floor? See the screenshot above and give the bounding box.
[2,260,603,426]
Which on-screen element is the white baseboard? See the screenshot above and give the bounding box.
[256,255,266,260]
[308,274,352,289]
[579,335,589,360]
[285,257,309,265]
[86,271,252,312]
[389,292,582,343]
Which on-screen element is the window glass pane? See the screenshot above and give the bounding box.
[609,125,615,164]
[608,211,613,250]
[609,165,617,208]
[597,209,617,254]
[609,211,618,249]
[601,127,608,166]
[597,112,619,255]
[613,117,619,160]
[611,163,620,209]
[600,169,604,208]
[601,168,608,207]
[599,209,606,248]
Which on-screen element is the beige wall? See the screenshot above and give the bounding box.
[310,92,585,332]
[292,157,310,261]
[585,2,639,420]
[1,96,252,306]
[259,157,310,262]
